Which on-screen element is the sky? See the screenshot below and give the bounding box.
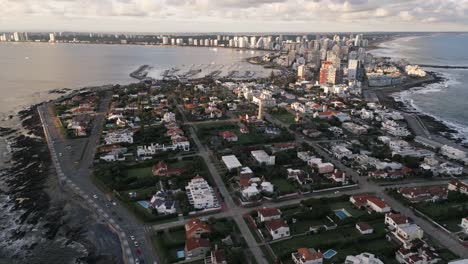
[2,0,468,33]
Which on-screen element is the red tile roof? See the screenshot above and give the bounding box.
[367,196,388,209]
[185,237,210,251]
[265,219,288,231]
[386,213,409,225]
[258,208,281,218]
[185,218,211,239]
[297,248,323,261]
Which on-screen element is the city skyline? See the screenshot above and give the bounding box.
[2,0,468,32]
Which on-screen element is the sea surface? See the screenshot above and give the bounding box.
[371,33,468,143]
[0,42,265,118]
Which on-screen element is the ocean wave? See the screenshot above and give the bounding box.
[393,75,468,143]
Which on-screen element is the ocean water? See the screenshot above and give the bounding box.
[372,33,468,143]
[0,43,265,118]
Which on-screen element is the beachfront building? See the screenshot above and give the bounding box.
[440,145,466,161]
[381,120,411,137]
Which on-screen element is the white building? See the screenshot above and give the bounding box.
[440,145,466,161]
[185,176,219,210]
[345,253,384,264]
[163,112,177,123]
[392,224,424,249]
[461,218,468,234]
[342,122,367,135]
[150,191,176,215]
[104,129,134,145]
[221,155,242,171]
[266,219,290,240]
[332,145,353,160]
[251,150,275,166]
[382,120,411,137]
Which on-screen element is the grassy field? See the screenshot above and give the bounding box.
[123,166,154,178]
[270,110,296,125]
[270,220,397,264]
[271,178,298,195]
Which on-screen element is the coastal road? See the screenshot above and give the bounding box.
[38,92,156,264]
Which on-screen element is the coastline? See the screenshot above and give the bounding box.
[369,39,468,147]
[0,98,123,263]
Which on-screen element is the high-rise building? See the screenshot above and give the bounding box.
[162,36,169,45]
[250,36,257,48]
[257,100,264,120]
[297,65,306,80]
[49,33,55,42]
[348,59,359,80]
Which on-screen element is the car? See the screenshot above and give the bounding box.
[59,153,63,157]
[134,241,139,247]
[135,259,140,264]
[130,235,135,241]
[112,202,117,206]
[93,194,98,199]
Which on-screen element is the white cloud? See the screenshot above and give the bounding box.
[1,0,468,31]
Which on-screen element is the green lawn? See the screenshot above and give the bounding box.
[329,201,366,218]
[271,178,298,195]
[271,111,296,125]
[123,166,154,178]
[270,224,398,264]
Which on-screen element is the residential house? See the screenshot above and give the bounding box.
[266,219,290,240]
[209,248,227,264]
[350,194,391,213]
[152,161,185,177]
[258,208,282,223]
[185,238,210,260]
[251,150,275,166]
[356,222,374,235]
[345,253,384,264]
[392,224,424,249]
[332,145,353,160]
[448,180,468,195]
[220,131,238,142]
[149,191,176,215]
[292,248,323,264]
[185,218,211,239]
[398,186,448,203]
[385,213,410,230]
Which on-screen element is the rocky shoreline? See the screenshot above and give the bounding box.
[0,103,122,263]
[373,71,465,146]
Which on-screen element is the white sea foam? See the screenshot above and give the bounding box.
[393,73,468,143]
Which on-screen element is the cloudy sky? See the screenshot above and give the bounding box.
[2,0,468,32]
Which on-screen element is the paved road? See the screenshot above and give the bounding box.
[38,92,156,264]
[177,104,269,264]
[264,112,468,259]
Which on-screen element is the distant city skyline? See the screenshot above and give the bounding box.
[2,0,468,32]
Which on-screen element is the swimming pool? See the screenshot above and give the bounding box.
[334,208,351,220]
[176,250,185,259]
[137,200,150,209]
[323,249,337,259]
